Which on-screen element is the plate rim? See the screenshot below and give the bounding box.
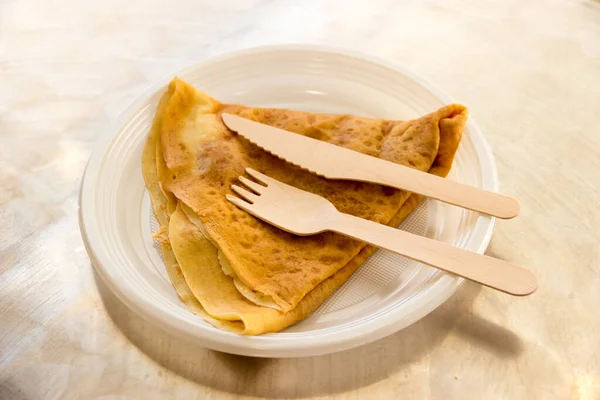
[79,44,498,357]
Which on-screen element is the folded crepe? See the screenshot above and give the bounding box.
[142,77,467,335]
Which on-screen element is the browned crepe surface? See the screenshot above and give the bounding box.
[154,78,467,313]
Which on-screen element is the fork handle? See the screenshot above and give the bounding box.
[330,213,537,296]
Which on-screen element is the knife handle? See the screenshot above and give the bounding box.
[346,159,520,219]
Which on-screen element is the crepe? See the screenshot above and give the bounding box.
[142,77,467,334]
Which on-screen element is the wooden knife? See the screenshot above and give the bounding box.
[222,113,520,219]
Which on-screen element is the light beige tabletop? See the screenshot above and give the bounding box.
[1,0,599,399]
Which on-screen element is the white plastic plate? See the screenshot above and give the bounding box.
[79,45,498,358]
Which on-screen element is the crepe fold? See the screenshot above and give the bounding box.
[141,77,467,335]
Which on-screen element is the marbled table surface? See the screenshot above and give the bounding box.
[1,0,600,399]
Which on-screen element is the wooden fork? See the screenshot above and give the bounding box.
[226,168,537,296]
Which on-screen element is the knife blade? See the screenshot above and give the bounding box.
[221,113,520,219]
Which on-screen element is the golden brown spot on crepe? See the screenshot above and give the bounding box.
[319,254,343,264]
[382,187,396,197]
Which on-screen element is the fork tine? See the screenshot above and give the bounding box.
[245,168,276,186]
[239,176,265,194]
[226,194,254,210]
[231,184,259,203]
